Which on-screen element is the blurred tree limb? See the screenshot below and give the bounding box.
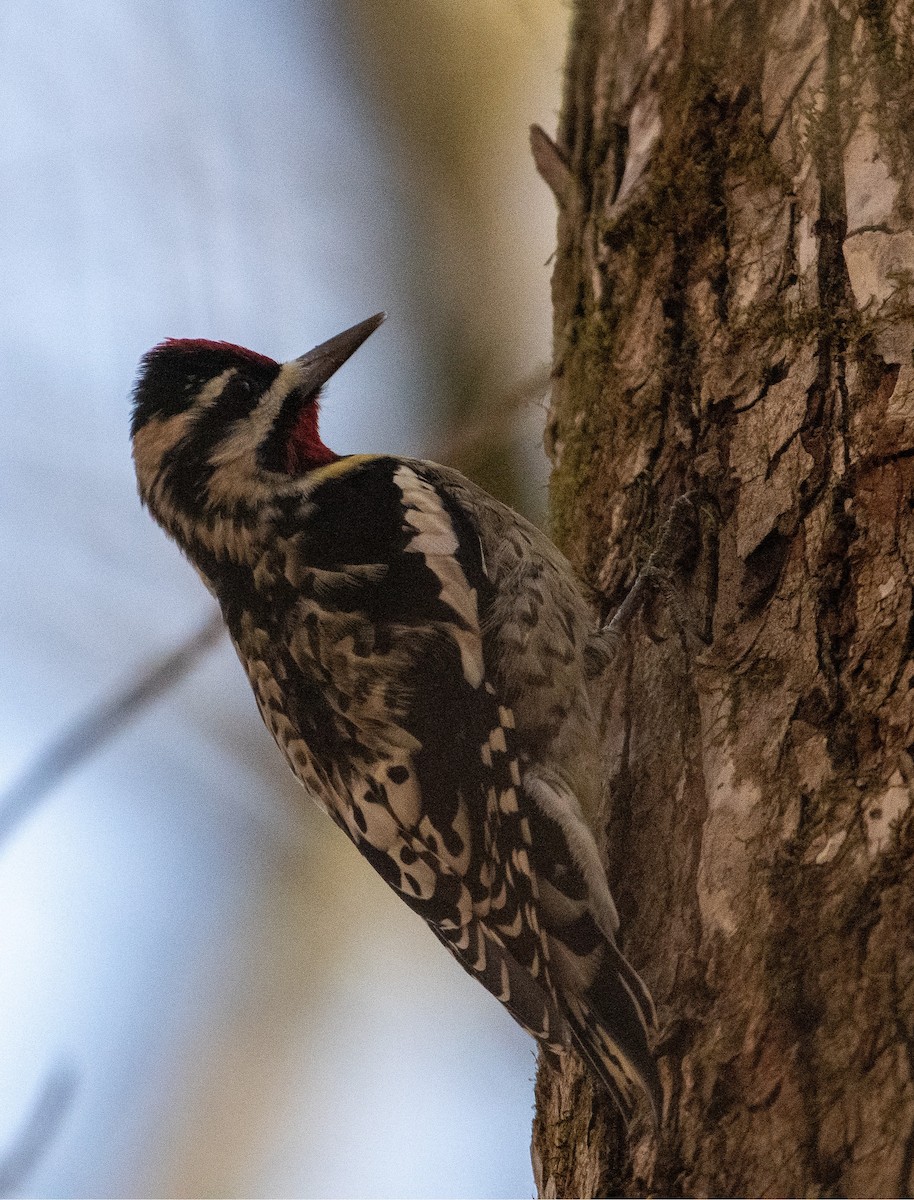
[0,1065,77,1197]
[427,364,550,464]
[0,614,224,847]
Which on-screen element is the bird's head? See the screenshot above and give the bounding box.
[131,313,384,544]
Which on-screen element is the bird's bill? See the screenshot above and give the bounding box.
[294,312,385,392]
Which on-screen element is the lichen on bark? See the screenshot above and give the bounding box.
[533,2,914,1196]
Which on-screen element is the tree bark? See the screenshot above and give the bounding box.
[531,2,914,1196]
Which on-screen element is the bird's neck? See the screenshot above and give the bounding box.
[286,404,338,474]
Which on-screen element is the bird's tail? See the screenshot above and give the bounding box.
[562,939,662,1125]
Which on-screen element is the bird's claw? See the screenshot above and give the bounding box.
[595,491,718,659]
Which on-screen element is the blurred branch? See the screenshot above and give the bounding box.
[0,612,225,848]
[428,364,550,466]
[0,1064,77,1197]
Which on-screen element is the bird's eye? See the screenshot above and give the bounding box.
[218,372,261,420]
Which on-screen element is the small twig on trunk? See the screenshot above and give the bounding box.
[530,125,576,209]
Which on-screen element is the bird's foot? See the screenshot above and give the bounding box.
[595,491,718,665]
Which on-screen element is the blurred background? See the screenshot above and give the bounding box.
[0,1,567,1195]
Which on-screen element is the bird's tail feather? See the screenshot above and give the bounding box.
[563,944,662,1125]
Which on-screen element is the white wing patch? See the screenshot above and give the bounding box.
[393,464,485,688]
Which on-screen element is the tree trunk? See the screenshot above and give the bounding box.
[531,2,914,1196]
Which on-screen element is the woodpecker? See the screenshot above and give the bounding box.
[131,314,661,1123]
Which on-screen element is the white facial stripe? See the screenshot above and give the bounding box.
[198,368,236,406]
[132,410,192,492]
[207,360,300,467]
[133,367,235,494]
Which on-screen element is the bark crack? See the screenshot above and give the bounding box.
[895,981,914,1196]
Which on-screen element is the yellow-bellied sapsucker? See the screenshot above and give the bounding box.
[131,314,661,1122]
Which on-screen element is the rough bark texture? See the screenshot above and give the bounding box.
[531,2,914,1196]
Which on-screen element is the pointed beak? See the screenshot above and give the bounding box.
[294,312,385,393]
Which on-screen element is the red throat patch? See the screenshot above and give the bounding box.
[285,400,338,474]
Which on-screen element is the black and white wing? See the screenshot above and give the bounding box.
[229,456,659,1119]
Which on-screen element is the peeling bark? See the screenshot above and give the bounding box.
[533,2,914,1196]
